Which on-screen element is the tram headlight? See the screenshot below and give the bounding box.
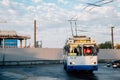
[70,61,75,65]
[91,62,96,64]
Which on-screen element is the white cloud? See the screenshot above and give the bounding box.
[32,0,42,3]
[36,27,70,48]
[115,0,120,7]
[74,5,115,22]
[8,9,17,15]
[74,4,86,10]
[117,12,120,17]
[0,9,3,13]
[27,6,35,12]
[1,0,10,6]
[58,0,68,5]
[76,0,88,2]
[27,2,70,23]
[91,6,114,14]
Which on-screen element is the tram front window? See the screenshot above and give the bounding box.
[83,46,93,56]
[83,45,98,56]
[74,47,82,56]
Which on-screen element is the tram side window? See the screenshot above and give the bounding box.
[92,46,98,55]
[83,47,93,56]
[64,45,70,55]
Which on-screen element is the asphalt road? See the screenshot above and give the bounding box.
[0,63,120,80]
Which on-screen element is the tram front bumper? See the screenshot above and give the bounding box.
[66,65,98,71]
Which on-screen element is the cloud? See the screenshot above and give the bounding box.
[8,9,17,15]
[32,0,42,3]
[36,27,71,48]
[1,0,10,6]
[117,12,120,17]
[74,4,86,10]
[0,9,3,13]
[115,0,120,7]
[76,0,88,2]
[58,0,69,5]
[26,2,70,24]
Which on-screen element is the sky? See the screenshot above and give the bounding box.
[0,0,120,48]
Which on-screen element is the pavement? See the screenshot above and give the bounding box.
[0,63,120,80]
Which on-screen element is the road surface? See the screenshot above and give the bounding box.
[0,63,120,80]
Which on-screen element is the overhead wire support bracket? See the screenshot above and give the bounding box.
[68,20,74,36]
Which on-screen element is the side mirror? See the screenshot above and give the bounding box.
[96,47,99,53]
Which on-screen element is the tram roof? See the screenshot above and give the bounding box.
[68,43,96,45]
[69,36,91,40]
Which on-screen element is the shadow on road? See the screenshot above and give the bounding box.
[66,71,98,80]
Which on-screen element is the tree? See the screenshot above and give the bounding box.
[98,41,112,49]
[115,44,120,49]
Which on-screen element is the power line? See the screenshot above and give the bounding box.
[68,0,115,33]
[71,0,113,21]
[83,0,106,11]
[86,0,114,11]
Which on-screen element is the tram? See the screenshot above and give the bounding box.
[63,36,99,73]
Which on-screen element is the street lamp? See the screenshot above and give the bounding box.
[111,26,114,49]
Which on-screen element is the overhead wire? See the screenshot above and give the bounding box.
[68,0,115,36]
[86,0,114,11]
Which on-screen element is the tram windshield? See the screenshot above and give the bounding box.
[83,44,98,56]
[67,46,82,56]
[64,44,98,56]
[74,46,82,56]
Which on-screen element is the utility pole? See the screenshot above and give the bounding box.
[34,20,36,48]
[111,26,114,49]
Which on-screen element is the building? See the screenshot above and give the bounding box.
[0,30,30,48]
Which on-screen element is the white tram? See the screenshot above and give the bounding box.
[63,36,99,72]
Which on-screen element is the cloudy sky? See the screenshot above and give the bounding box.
[0,0,120,48]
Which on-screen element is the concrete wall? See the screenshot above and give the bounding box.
[98,49,120,60]
[0,48,120,61]
[0,48,63,61]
